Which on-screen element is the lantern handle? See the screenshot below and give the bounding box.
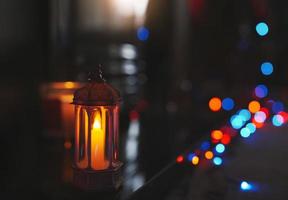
[88,64,106,83]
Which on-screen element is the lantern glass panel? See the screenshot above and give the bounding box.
[75,105,89,169]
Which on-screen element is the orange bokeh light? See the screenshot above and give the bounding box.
[209,97,222,112]
[211,130,223,140]
[252,119,264,128]
[192,156,199,165]
[248,100,261,113]
[205,151,213,160]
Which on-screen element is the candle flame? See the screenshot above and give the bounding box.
[93,119,101,129]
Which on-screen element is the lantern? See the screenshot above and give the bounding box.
[72,66,122,190]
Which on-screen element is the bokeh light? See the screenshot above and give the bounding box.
[246,123,256,134]
[241,181,252,191]
[200,141,210,150]
[260,107,269,118]
[176,155,184,163]
[230,115,245,129]
[252,119,264,128]
[240,127,251,138]
[255,84,268,98]
[254,111,267,123]
[211,130,223,140]
[238,109,251,121]
[215,144,225,153]
[205,151,214,160]
[137,26,149,41]
[209,97,222,112]
[248,101,261,113]
[272,115,284,127]
[272,101,284,114]
[222,97,235,111]
[187,153,196,161]
[221,133,231,145]
[256,22,269,36]
[192,156,200,165]
[261,62,274,76]
[278,111,288,123]
[213,157,223,165]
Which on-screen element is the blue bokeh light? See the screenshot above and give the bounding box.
[240,127,251,138]
[200,141,210,151]
[239,109,251,121]
[241,181,252,191]
[215,144,225,154]
[230,115,245,129]
[137,26,149,41]
[261,62,274,76]
[187,153,196,161]
[256,22,269,36]
[222,98,235,111]
[272,101,284,114]
[255,84,268,98]
[213,157,223,166]
[246,123,256,134]
[272,115,284,127]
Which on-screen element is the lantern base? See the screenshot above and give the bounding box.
[72,163,123,191]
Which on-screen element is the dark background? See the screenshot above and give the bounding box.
[1,0,287,199]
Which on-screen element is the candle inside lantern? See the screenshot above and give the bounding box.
[91,109,108,170]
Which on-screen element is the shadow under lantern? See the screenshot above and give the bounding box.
[72,67,123,190]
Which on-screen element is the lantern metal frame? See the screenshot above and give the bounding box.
[72,66,123,190]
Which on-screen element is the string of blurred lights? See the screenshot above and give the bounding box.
[175,21,287,185]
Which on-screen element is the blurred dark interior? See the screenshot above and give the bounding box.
[1,0,288,199]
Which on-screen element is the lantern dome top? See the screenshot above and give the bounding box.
[73,65,121,106]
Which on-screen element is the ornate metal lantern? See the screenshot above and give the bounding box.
[72,66,122,190]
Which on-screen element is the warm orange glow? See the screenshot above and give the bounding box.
[205,151,213,160]
[192,156,199,165]
[76,107,88,169]
[211,130,223,140]
[64,81,75,89]
[252,119,264,128]
[209,97,222,112]
[91,109,108,170]
[248,100,260,113]
[176,155,184,163]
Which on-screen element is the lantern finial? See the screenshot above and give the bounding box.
[88,64,105,83]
